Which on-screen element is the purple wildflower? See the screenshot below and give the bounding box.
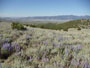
[42,58,49,62]
[58,36,64,41]
[43,41,48,46]
[53,42,57,47]
[88,65,90,68]
[4,38,10,43]
[73,44,83,53]
[26,35,32,40]
[84,61,89,68]
[28,56,33,62]
[2,43,13,51]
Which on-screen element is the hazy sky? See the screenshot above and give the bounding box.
[0,0,90,17]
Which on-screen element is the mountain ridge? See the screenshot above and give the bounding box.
[0,15,90,22]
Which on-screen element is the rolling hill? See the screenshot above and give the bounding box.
[25,19,90,31]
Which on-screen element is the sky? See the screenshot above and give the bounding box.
[0,0,90,17]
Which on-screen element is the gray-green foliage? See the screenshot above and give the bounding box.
[0,21,90,68]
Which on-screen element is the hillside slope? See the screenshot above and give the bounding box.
[0,22,90,68]
[25,19,90,31]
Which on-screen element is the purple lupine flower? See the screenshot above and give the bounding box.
[2,43,13,51]
[54,61,57,66]
[88,65,90,68]
[58,43,64,47]
[28,56,33,62]
[26,35,32,40]
[42,58,49,62]
[52,42,60,47]
[37,56,41,60]
[69,45,74,51]
[3,38,12,44]
[76,44,83,50]
[84,61,89,68]
[52,42,57,47]
[43,41,48,46]
[4,38,10,43]
[73,44,83,53]
[58,36,64,41]
[53,42,64,48]
[53,35,56,38]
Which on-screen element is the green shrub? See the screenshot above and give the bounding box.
[29,24,37,27]
[11,23,27,30]
[77,27,81,30]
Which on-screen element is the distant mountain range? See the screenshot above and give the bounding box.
[0,15,90,22]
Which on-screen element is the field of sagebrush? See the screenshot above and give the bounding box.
[0,21,90,68]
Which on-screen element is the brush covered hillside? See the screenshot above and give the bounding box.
[26,19,90,31]
[0,20,90,68]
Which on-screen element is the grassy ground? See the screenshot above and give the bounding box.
[0,21,90,68]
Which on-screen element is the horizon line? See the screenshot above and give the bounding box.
[0,14,90,18]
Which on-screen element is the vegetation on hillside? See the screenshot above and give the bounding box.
[0,20,90,68]
[25,19,90,31]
